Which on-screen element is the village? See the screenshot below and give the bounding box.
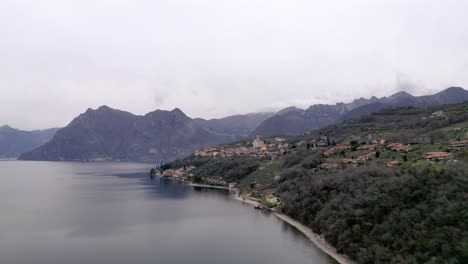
[153,122,468,210]
[193,136,289,159]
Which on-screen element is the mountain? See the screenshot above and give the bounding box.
[252,87,468,137]
[0,125,59,158]
[194,112,274,138]
[18,106,270,162]
[169,102,468,264]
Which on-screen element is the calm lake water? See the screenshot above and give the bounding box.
[0,161,334,264]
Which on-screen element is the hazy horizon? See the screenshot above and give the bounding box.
[2,0,468,130]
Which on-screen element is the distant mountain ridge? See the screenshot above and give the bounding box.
[18,107,272,162]
[252,87,468,137]
[16,87,468,162]
[194,112,275,138]
[0,125,59,158]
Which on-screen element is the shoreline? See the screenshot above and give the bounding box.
[185,182,354,264]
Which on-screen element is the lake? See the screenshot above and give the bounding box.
[0,161,334,264]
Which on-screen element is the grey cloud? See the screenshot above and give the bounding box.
[0,0,467,129]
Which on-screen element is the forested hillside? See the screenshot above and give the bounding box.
[167,102,468,263]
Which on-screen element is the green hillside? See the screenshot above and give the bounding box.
[167,102,468,263]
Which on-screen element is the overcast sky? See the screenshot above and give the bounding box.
[1,0,468,130]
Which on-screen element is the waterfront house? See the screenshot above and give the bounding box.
[265,195,281,205]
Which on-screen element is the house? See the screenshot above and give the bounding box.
[316,142,328,147]
[423,152,454,161]
[356,152,377,162]
[203,177,227,186]
[357,144,377,151]
[265,195,281,205]
[341,158,357,164]
[386,160,401,167]
[449,140,468,149]
[162,169,175,177]
[253,136,265,148]
[194,149,212,156]
[324,146,350,157]
[274,173,281,181]
[274,137,286,142]
[430,111,447,119]
[387,143,411,152]
[372,138,386,145]
[319,163,339,170]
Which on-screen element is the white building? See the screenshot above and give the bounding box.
[253,136,265,148]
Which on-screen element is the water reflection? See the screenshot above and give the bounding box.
[0,161,334,264]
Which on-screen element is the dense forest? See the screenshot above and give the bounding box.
[278,162,467,263]
[168,102,468,263]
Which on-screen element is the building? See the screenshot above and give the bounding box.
[253,136,265,148]
[341,158,357,164]
[430,111,447,119]
[372,138,387,145]
[274,173,281,181]
[162,169,175,177]
[423,152,454,161]
[356,152,377,161]
[387,143,411,152]
[324,146,350,157]
[357,144,377,151]
[265,195,281,205]
[449,140,468,149]
[319,163,340,170]
[386,160,401,167]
